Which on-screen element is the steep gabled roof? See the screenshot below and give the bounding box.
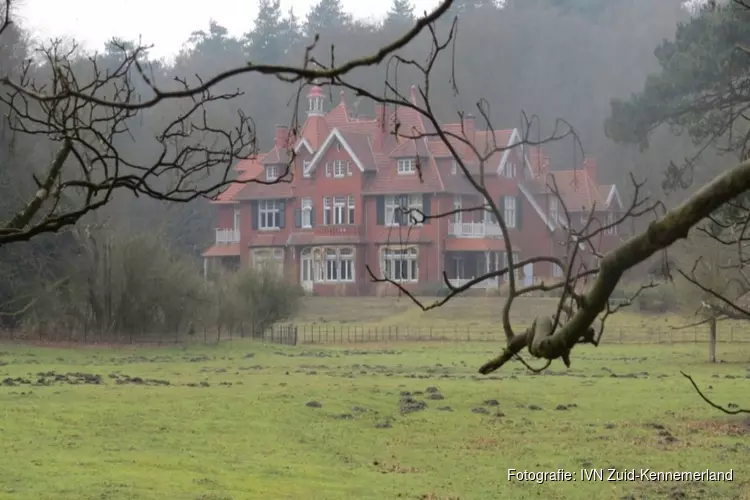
[213,86,619,218]
[262,147,294,165]
[390,136,431,158]
[604,184,623,210]
[212,155,265,204]
[294,137,314,155]
[525,167,616,215]
[304,128,374,174]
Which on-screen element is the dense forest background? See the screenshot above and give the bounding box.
[0,0,708,332]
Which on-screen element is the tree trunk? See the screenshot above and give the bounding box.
[708,317,716,363]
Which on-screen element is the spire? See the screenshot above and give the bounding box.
[307,85,325,117]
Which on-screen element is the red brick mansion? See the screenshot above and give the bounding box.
[202,85,624,295]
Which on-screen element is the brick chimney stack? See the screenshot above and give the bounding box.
[463,113,475,158]
[583,157,597,182]
[374,103,386,151]
[463,113,475,141]
[274,125,290,149]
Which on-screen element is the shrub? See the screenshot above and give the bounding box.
[223,266,303,336]
[23,230,211,337]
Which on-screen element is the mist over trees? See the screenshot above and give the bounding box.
[0,0,696,335]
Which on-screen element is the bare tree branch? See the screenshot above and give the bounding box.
[681,371,750,415]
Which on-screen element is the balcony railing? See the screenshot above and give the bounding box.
[215,228,240,245]
[314,225,361,237]
[448,221,503,238]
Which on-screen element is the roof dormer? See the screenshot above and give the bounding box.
[397,157,417,175]
[265,165,280,182]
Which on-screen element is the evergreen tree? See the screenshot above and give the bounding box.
[384,0,415,27]
[278,7,302,55]
[245,0,283,63]
[305,0,352,38]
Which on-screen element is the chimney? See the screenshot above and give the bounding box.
[274,125,290,149]
[463,113,475,142]
[583,157,597,182]
[537,151,550,178]
[374,103,386,151]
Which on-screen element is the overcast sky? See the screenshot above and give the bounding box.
[17,0,441,60]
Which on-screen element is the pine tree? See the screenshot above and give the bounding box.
[384,0,415,27]
[245,0,283,63]
[305,0,352,38]
[278,7,302,55]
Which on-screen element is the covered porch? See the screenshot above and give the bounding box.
[444,250,537,289]
[202,244,242,278]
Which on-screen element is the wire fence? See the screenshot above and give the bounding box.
[2,322,749,347]
[287,323,750,345]
[0,324,299,347]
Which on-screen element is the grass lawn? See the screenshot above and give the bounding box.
[0,340,748,500]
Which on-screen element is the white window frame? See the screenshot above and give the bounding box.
[322,247,355,282]
[504,196,517,229]
[451,159,458,175]
[333,196,346,225]
[333,160,346,178]
[346,161,352,176]
[309,96,323,113]
[347,195,355,224]
[397,158,416,175]
[266,165,279,182]
[605,212,617,235]
[303,160,311,178]
[325,162,332,177]
[336,141,342,151]
[453,196,462,224]
[323,197,331,225]
[580,211,587,225]
[301,197,313,228]
[504,161,516,178]
[380,246,419,283]
[258,199,281,230]
[385,194,423,227]
[233,208,240,232]
[252,248,284,275]
[549,197,558,223]
[553,263,564,278]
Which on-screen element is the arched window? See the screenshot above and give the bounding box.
[380,246,419,282]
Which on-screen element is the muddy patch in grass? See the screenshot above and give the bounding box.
[685,417,750,437]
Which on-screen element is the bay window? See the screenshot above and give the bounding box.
[381,246,419,282]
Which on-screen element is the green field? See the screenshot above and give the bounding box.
[1,338,749,499]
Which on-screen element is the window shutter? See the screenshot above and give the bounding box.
[422,194,431,224]
[251,200,258,230]
[376,196,385,226]
[310,206,316,227]
[294,207,301,228]
[516,195,523,229]
[278,201,286,229]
